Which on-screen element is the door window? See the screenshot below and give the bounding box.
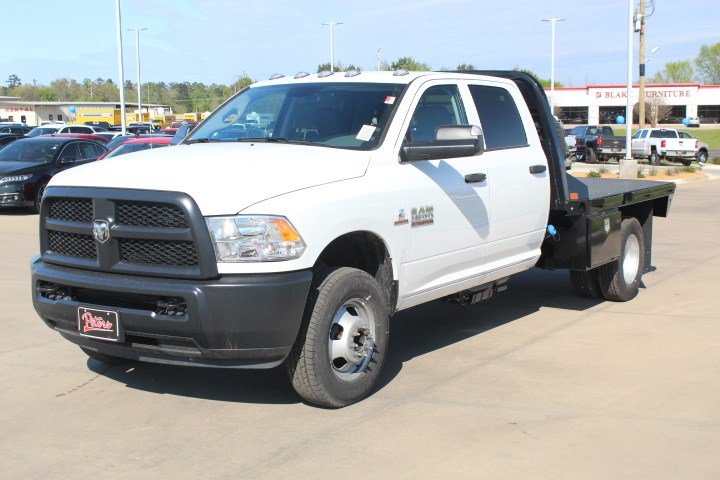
[78,142,101,160]
[406,85,467,142]
[468,84,527,149]
[59,143,80,161]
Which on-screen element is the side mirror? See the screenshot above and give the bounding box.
[58,157,76,165]
[401,125,485,162]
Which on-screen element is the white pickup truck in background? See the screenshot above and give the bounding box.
[631,128,699,166]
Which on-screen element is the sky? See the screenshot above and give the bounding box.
[1,0,719,87]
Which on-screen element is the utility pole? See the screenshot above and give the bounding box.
[376,47,382,71]
[129,27,147,123]
[114,0,126,135]
[541,17,565,112]
[637,0,647,127]
[321,21,343,71]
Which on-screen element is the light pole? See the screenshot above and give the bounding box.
[114,0,126,135]
[541,17,565,111]
[321,21,343,71]
[128,27,147,123]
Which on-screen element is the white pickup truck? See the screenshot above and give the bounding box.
[31,71,675,407]
[631,127,699,166]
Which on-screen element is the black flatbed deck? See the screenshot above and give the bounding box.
[566,176,675,211]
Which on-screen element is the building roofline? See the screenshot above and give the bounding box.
[0,100,171,107]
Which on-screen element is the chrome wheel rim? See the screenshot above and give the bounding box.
[328,298,376,381]
[623,234,641,284]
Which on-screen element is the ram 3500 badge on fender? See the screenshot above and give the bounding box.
[31,71,675,407]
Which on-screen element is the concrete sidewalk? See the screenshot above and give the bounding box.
[1,179,719,479]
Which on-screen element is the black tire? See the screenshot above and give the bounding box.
[31,182,47,214]
[80,347,129,365]
[649,150,660,166]
[286,267,390,408]
[697,150,708,164]
[570,269,601,298]
[586,147,598,164]
[597,217,646,302]
[575,150,584,162]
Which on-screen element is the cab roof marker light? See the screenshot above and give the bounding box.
[317,70,334,78]
[269,73,285,80]
[344,69,361,77]
[294,72,310,79]
[393,69,409,76]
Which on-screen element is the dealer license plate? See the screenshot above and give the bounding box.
[77,307,120,342]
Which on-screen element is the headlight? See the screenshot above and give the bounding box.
[0,174,33,184]
[206,215,306,262]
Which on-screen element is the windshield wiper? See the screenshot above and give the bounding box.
[185,138,210,144]
[237,137,312,144]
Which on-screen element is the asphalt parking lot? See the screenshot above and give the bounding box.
[2,179,720,479]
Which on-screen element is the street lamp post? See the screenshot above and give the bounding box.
[541,17,565,111]
[321,21,343,71]
[114,0,126,135]
[128,27,147,123]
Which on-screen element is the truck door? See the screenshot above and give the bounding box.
[396,82,490,306]
[463,80,550,276]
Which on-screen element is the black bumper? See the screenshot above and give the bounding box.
[31,258,313,368]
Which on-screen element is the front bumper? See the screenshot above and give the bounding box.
[31,258,313,368]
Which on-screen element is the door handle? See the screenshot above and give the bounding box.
[464,173,487,183]
[529,165,547,174]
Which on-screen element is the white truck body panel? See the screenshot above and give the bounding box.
[631,128,698,159]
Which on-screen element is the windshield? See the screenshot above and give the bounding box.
[104,142,168,159]
[27,127,59,138]
[188,82,406,150]
[0,140,62,163]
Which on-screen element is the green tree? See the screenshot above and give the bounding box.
[387,57,431,71]
[651,60,694,83]
[6,74,21,89]
[317,62,360,73]
[456,63,475,71]
[695,42,720,84]
[512,67,562,87]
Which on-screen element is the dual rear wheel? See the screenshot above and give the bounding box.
[571,217,645,302]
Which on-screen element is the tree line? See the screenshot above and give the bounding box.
[0,54,582,115]
[651,42,720,84]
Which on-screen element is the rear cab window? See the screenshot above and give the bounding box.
[649,130,677,138]
[467,84,527,150]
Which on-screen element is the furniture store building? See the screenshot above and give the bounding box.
[549,83,720,125]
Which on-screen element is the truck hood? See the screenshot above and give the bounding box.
[48,143,370,215]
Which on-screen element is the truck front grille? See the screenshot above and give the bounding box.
[120,239,198,266]
[47,231,96,258]
[40,189,217,279]
[48,198,93,223]
[116,202,189,228]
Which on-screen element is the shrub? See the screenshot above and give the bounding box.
[637,168,645,178]
[666,168,675,176]
[648,167,658,176]
[711,157,720,165]
[679,165,696,173]
[587,170,603,178]
[598,166,610,175]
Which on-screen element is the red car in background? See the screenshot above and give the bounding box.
[99,136,172,160]
[40,133,110,144]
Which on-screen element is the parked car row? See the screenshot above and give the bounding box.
[564,126,706,165]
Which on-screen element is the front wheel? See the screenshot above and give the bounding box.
[597,217,646,302]
[286,267,389,408]
[31,182,48,214]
